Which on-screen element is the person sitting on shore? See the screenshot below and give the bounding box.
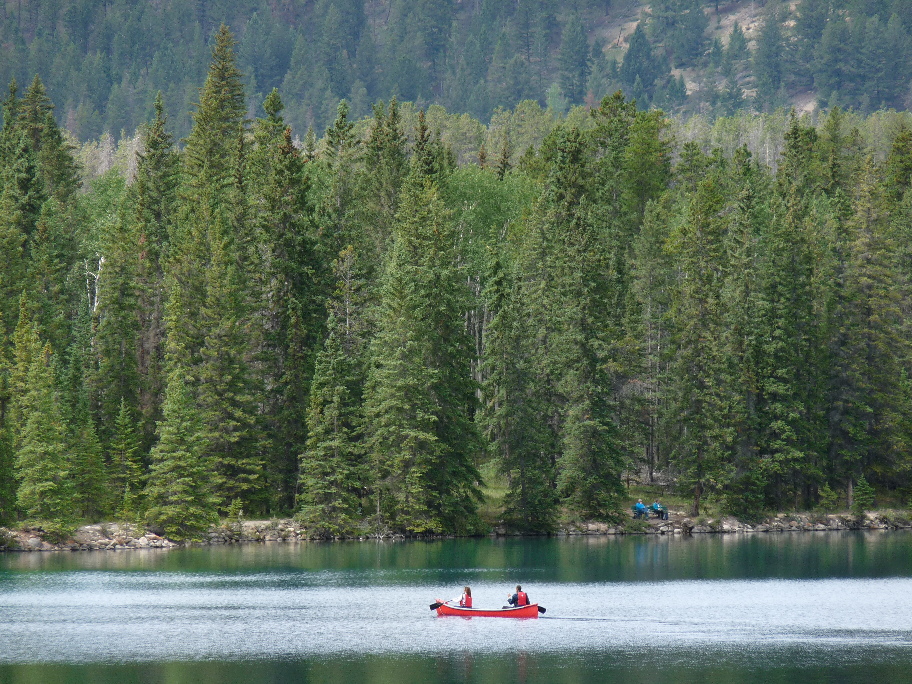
[651,500,669,520]
[634,499,648,519]
[508,584,530,606]
[459,586,472,608]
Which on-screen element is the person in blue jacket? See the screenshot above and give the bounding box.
[634,499,648,519]
[651,499,669,520]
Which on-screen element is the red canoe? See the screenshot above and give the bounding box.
[434,599,540,618]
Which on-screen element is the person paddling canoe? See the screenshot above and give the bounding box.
[459,586,472,608]
[507,584,530,607]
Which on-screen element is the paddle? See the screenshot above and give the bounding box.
[538,606,546,614]
[429,602,443,610]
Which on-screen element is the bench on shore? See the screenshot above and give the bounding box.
[631,504,668,520]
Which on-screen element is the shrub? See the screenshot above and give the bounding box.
[851,476,876,517]
[818,484,839,511]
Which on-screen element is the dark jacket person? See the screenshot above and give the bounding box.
[508,585,530,606]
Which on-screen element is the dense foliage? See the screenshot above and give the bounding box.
[4,1,912,140]
[3,24,912,537]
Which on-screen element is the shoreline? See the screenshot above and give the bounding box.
[2,510,910,552]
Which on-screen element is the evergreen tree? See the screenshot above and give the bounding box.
[0,313,15,524]
[109,398,144,518]
[249,89,323,512]
[135,93,179,443]
[18,75,80,202]
[362,98,407,254]
[68,389,108,521]
[480,253,557,532]
[666,167,731,516]
[522,126,626,521]
[15,343,73,524]
[92,173,140,444]
[727,22,748,63]
[754,12,785,110]
[558,13,590,104]
[649,0,708,67]
[0,81,45,332]
[9,295,40,445]
[144,371,218,541]
[364,164,482,534]
[318,100,363,274]
[718,151,769,518]
[298,246,369,536]
[620,24,665,100]
[167,24,263,512]
[829,159,910,495]
[753,119,824,510]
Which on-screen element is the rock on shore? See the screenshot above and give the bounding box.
[1,511,911,551]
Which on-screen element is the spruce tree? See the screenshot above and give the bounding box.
[135,93,179,443]
[167,24,263,512]
[249,90,323,512]
[362,98,407,253]
[753,120,824,511]
[558,13,590,104]
[480,254,557,532]
[18,75,80,201]
[829,159,910,493]
[521,126,627,521]
[298,246,369,535]
[364,164,482,534]
[145,371,218,541]
[109,398,144,518]
[0,314,15,524]
[15,343,73,525]
[93,175,141,444]
[666,167,731,516]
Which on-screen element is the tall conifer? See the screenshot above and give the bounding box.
[15,343,72,524]
[364,164,482,533]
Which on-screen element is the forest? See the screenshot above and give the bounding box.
[1,0,912,140]
[4,17,912,539]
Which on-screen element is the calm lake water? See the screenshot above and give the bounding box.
[1,531,912,683]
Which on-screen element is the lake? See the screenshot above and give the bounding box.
[1,531,911,683]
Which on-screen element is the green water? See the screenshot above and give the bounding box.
[1,531,911,683]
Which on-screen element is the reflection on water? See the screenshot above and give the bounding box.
[0,531,911,683]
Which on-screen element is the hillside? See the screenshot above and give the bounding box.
[1,1,910,141]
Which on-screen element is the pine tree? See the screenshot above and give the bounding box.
[364,165,482,534]
[829,159,910,494]
[166,24,263,512]
[15,343,73,524]
[521,126,626,521]
[558,13,590,104]
[298,246,369,535]
[144,371,218,541]
[480,253,557,532]
[135,93,179,443]
[109,398,144,518]
[754,12,785,111]
[249,90,323,512]
[18,75,80,201]
[362,98,407,254]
